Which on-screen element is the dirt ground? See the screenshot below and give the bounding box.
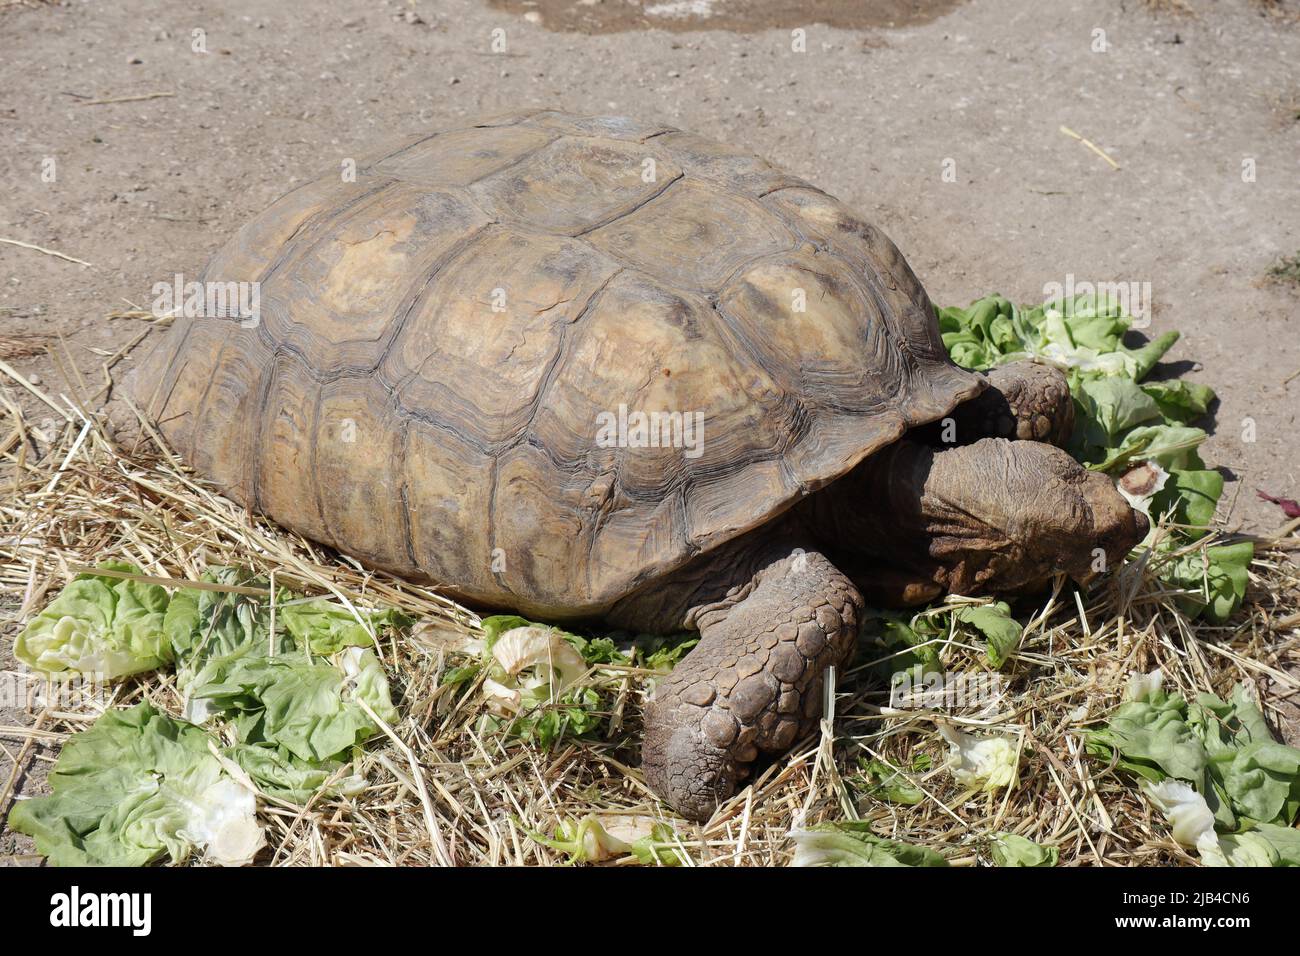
[1,0,1298,859]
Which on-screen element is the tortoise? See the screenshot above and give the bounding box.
[116,110,1147,821]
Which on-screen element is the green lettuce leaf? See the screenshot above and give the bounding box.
[12,568,410,867]
[1203,824,1300,867]
[1150,468,1224,539]
[1088,424,1209,473]
[1077,377,1163,448]
[279,599,408,655]
[167,570,402,790]
[1085,689,1207,783]
[937,293,1178,380]
[1141,380,1216,425]
[185,646,397,765]
[636,633,700,670]
[531,815,685,866]
[227,743,365,804]
[1156,541,1253,624]
[7,703,263,867]
[954,601,1023,669]
[1189,687,1300,826]
[856,759,925,805]
[14,562,174,679]
[1093,682,1300,863]
[862,609,944,686]
[175,568,291,670]
[627,823,688,866]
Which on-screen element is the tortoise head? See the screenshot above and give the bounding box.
[914,437,1149,595]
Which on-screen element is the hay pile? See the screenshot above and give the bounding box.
[1,375,1297,866]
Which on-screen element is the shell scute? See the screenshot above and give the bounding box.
[260,183,489,373]
[585,180,793,291]
[383,226,622,447]
[469,136,683,236]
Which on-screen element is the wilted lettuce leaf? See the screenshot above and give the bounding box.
[474,615,608,748]
[14,562,173,679]
[991,833,1059,867]
[789,821,948,867]
[480,614,537,648]
[627,823,688,866]
[480,614,628,665]
[940,725,1020,792]
[472,617,698,748]
[531,815,685,866]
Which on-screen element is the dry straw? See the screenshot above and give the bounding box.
[1,360,1297,867]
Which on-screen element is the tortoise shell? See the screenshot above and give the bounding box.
[129,110,981,617]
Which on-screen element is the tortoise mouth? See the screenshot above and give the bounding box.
[1053,482,1150,587]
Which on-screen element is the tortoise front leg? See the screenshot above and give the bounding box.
[940,361,1075,446]
[638,547,863,821]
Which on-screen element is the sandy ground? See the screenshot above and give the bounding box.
[0,0,1297,859]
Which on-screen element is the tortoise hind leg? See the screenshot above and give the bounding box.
[633,546,863,821]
